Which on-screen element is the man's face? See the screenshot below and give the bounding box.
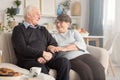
[27,8,41,26]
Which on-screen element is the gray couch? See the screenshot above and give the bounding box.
[0,32,109,80]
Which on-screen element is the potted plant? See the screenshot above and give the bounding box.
[6,7,16,20]
[14,0,21,14]
[6,6,17,28]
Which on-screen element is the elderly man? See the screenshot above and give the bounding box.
[12,5,70,80]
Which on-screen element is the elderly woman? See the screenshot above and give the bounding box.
[49,14,105,80]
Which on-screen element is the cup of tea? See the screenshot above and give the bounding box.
[30,67,41,77]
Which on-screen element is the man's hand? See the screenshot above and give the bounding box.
[43,51,53,61]
[37,57,47,64]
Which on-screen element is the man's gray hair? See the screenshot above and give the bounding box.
[24,5,37,18]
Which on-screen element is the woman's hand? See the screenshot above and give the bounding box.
[55,44,78,52]
[55,47,67,52]
[47,45,68,52]
[47,45,58,53]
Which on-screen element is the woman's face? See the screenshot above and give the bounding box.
[55,20,70,33]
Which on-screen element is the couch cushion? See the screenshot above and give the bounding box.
[0,32,17,64]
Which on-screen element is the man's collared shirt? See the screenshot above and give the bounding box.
[23,21,41,29]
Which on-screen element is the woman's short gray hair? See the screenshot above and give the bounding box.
[56,14,72,23]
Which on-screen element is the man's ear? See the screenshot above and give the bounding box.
[26,12,31,18]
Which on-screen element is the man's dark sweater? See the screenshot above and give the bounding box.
[12,24,58,66]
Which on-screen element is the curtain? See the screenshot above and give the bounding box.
[103,0,120,66]
[103,0,115,50]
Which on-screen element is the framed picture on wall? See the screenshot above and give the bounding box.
[24,0,41,12]
[41,0,56,16]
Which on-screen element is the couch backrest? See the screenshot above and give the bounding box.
[0,32,17,64]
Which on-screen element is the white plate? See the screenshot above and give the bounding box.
[0,75,23,80]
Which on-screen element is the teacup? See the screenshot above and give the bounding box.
[30,67,41,77]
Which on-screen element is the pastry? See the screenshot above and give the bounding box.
[0,68,21,76]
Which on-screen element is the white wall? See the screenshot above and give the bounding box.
[80,0,89,30]
[0,0,89,29]
[0,0,14,22]
[115,0,120,32]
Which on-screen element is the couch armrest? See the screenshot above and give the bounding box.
[0,32,17,64]
[87,45,109,73]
